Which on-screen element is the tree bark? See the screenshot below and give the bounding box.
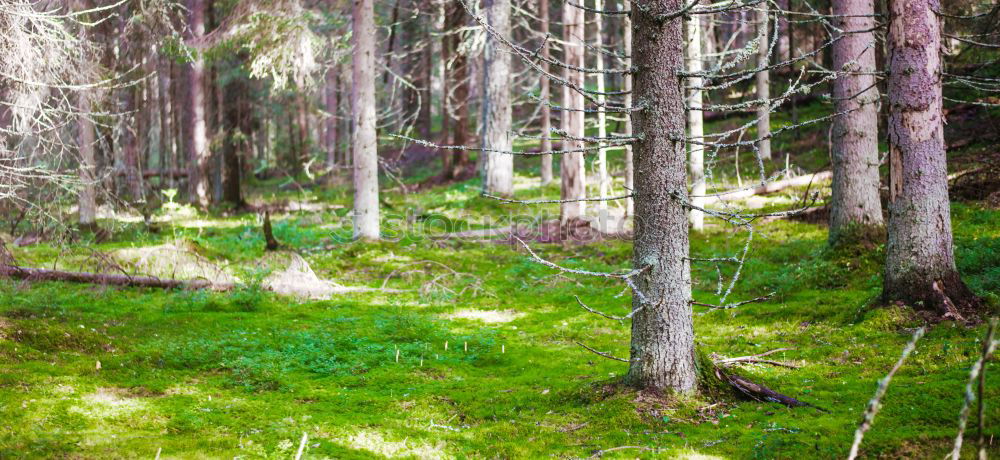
[687,14,706,231]
[185,0,210,206]
[559,0,585,223]
[829,0,884,246]
[538,0,553,185]
[594,0,610,232]
[756,4,771,161]
[444,0,470,179]
[157,55,176,188]
[623,0,635,218]
[325,63,340,175]
[351,0,380,240]
[221,60,247,207]
[78,91,98,229]
[481,0,513,197]
[883,0,980,315]
[627,0,697,392]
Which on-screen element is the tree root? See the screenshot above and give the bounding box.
[714,366,827,412]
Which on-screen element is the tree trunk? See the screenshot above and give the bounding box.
[594,0,610,232]
[325,63,340,176]
[755,4,771,161]
[828,0,884,246]
[687,15,706,231]
[221,60,247,207]
[445,0,470,179]
[883,0,980,316]
[538,0,553,185]
[185,0,209,206]
[623,0,635,218]
[626,0,697,393]
[122,85,144,202]
[78,92,98,229]
[352,0,380,240]
[157,55,176,188]
[559,0,585,223]
[481,0,513,197]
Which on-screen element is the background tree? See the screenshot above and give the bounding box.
[351,0,380,239]
[828,0,884,246]
[481,0,513,197]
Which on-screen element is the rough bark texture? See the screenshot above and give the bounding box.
[351,0,380,240]
[538,0,553,185]
[559,0,585,223]
[78,91,97,228]
[883,0,980,316]
[687,15,706,230]
[481,0,513,197]
[185,0,209,206]
[829,0,884,246]
[627,0,697,393]
[755,4,771,161]
[623,0,634,217]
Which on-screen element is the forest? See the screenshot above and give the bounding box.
[1,0,999,457]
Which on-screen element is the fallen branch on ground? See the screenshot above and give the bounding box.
[699,171,832,206]
[715,348,800,369]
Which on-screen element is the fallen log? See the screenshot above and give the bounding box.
[701,171,832,206]
[0,265,226,290]
[0,264,410,295]
[715,367,827,411]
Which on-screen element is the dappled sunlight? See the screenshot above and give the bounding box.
[340,429,449,459]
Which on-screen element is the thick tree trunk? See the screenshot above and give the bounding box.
[185,0,209,206]
[351,0,380,240]
[756,4,771,161]
[829,0,884,246]
[559,0,585,223]
[78,92,98,228]
[481,0,513,197]
[538,0,553,185]
[883,0,980,316]
[623,0,635,218]
[627,0,697,392]
[687,15,706,230]
[594,0,610,232]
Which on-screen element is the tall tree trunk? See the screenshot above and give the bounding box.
[220,60,247,207]
[445,0,470,178]
[687,15,706,231]
[439,0,453,174]
[755,4,771,160]
[352,0,380,239]
[481,0,513,196]
[538,0,553,185]
[78,92,98,229]
[158,55,175,188]
[185,0,209,206]
[325,64,340,174]
[828,0,884,246]
[883,0,980,315]
[623,0,634,218]
[627,0,697,392]
[559,0,585,223]
[419,10,434,139]
[123,85,144,202]
[594,0,610,232]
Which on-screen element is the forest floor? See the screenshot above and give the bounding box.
[2,104,1000,458]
